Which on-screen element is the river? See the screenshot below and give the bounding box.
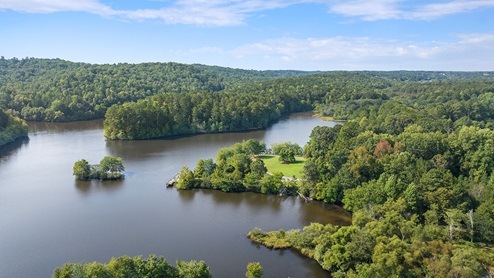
[0,112,350,278]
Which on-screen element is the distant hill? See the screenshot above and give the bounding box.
[0,57,325,122]
[193,64,320,86]
[0,57,493,122]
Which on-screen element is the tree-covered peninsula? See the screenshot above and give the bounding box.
[172,139,307,195]
[103,72,396,139]
[0,109,28,148]
[73,156,125,181]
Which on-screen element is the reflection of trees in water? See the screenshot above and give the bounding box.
[177,188,196,203]
[105,130,267,163]
[299,201,352,226]
[0,137,29,163]
[28,119,103,134]
[195,189,291,213]
[74,179,124,196]
[105,139,174,161]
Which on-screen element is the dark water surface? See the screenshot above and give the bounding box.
[0,113,350,278]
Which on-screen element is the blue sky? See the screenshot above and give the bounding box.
[0,0,493,70]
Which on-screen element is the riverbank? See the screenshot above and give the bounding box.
[0,113,29,148]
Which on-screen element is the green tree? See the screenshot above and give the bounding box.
[99,156,125,179]
[245,262,263,278]
[271,141,303,156]
[473,201,494,243]
[250,159,267,177]
[176,165,195,190]
[100,156,125,173]
[260,172,283,194]
[243,139,266,156]
[279,148,296,164]
[73,159,91,181]
[176,260,211,278]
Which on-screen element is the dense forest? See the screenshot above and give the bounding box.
[250,83,494,276]
[103,72,397,139]
[0,57,228,121]
[0,57,317,122]
[104,71,494,140]
[1,57,491,127]
[173,78,494,276]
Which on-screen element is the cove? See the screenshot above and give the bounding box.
[0,112,350,277]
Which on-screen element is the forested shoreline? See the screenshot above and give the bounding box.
[245,79,494,275]
[103,70,494,140]
[102,71,399,139]
[0,109,28,148]
[53,255,211,278]
[170,77,494,276]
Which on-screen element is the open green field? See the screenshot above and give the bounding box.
[259,155,306,178]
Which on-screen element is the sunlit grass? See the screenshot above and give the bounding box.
[258,155,305,178]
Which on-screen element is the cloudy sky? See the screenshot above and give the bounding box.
[0,0,493,70]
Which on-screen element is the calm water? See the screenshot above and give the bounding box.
[0,113,350,278]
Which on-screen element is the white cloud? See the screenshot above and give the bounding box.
[457,33,494,44]
[0,0,115,15]
[410,0,494,20]
[227,34,494,70]
[0,0,310,26]
[328,0,494,21]
[119,7,244,26]
[330,0,403,21]
[0,0,493,25]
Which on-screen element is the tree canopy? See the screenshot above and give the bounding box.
[52,255,211,278]
[247,75,494,277]
[0,109,28,148]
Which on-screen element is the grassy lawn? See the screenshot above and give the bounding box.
[258,155,306,178]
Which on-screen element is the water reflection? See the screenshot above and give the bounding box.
[104,131,267,163]
[0,137,29,163]
[199,189,286,213]
[28,119,104,134]
[299,202,352,226]
[177,188,196,203]
[75,179,124,195]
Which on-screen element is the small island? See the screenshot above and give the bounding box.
[73,156,125,181]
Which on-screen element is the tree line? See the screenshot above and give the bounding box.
[0,57,317,122]
[103,70,494,140]
[103,72,396,139]
[1,57,492,127]
[0,57,227,121]
[52,255,211,278]
[52,254,265,278]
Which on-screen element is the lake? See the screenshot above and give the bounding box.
[0,112,350,277]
